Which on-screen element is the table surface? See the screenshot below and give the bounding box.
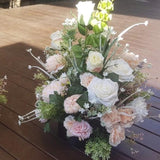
[0,0,160,160]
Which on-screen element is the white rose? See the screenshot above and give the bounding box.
[76,1,95,26]
[50,30,62,50]
[87,77,119,106]
[86,51,104,73]
[104,58,134,82]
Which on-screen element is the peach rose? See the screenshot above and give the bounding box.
[64,94,81,114]
[109,124,125,147]
[120,52,139,68]
[45,54,66,73]
[69,120,92,140]
[101,107,121,129]
[118,108,135,128]
[42,80,67,102]
[80,72,95,88]
[64,115,76,130]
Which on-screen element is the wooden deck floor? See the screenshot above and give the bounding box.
[0,0,160,160]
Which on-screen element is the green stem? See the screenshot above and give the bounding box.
[84,26,88,48]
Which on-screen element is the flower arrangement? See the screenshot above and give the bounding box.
[18,0,154,159]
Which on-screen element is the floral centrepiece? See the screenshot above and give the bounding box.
[18,0,154,160]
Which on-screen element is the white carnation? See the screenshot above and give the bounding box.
[104,58,134,82]
[127,97,148,122]
[87,77,119,107]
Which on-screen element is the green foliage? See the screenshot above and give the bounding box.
[62,28,76,44]
[86,34,99,48]
[44,47,56,56]
[34,72,48,82]
[37,101,55,119]
[107,73,119,82]
[87,104,109,118]
[137,91,152,100]
[0,94,7,104]
[49,92,64,106]
[103,38,118,60]
[44,122,50,133]
[76,91,88,107]
[35,85,43,95]
[37,97,64,121]
[71,45,83,58]
[78,23,87,35]
[67,85,85,96]
[134,70,147,85]
[85,132,111,160]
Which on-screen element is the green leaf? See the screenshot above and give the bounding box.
[67,29,76,40]
[107,73,119,82]
[75,115,82,122]
[104,37,118,60]
[49,92,64,106]
[86,34,99,48]
[76,91,88,107]
[71,45,83,58]
[0,94,7,104]
[78,23,87,35]
[44,122,50,133]
[67,85,84,96]
[93,24,103,34]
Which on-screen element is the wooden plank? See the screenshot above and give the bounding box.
[0,146,17,160]
[149,106,160,122]
[115,139,160,160]
[0,66,36,93]
[111,149,133,160]
[147,96,160,110]
[127,125,160,153]
[0,105,91,160]
[135,119,160,136]
[0,123,57,160]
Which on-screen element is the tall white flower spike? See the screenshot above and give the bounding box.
[18,109,38,125]
[118,21,149,41]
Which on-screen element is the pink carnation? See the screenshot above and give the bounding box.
[45,54,65,73]
[42,80,67,102]
[80,72,95,88]
[69,120,92,140]
[64,94,81,114]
